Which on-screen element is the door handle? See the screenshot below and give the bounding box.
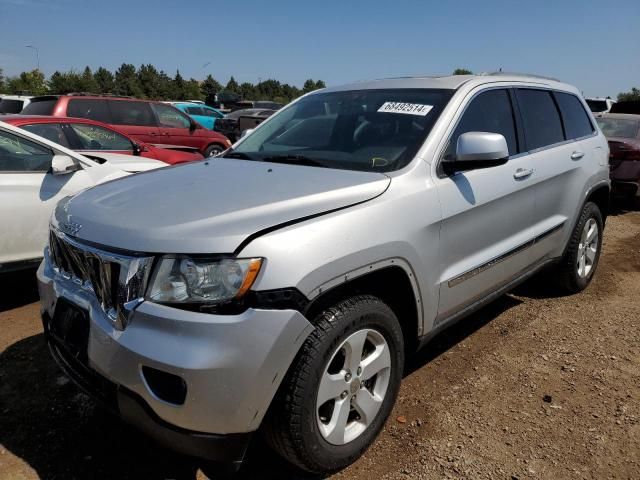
[149,132,157,136]
[513,168,534,180]
[571,151,585,160]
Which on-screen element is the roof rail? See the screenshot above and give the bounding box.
[480,71,561,82]
[65,92,135,98]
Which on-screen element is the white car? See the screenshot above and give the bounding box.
[0,95,33,114]
[0,121,164,272]
[585,97,615,114]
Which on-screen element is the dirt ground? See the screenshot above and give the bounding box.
[1,208,638,480]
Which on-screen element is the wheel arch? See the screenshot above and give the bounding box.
[304,261,423,354]
[585,183,610,222]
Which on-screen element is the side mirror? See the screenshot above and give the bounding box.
[132,143,142,156]
[240,128,254,139]
[51,154,81,175]
[442,132,509,175]
[189,120,199,131]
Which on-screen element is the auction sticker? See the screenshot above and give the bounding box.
[377,102,433,116]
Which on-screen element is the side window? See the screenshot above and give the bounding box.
[67,99,111,123]
[152,103,192,129]
[185,106,204,115]
[554,92,594,140]
[0,129,54,172]
[21,123,70,148]
[446,89,518,159]
[204,108,223,118]
[69,124,133,151]
[109,101,157,126]
[516,89,565,150]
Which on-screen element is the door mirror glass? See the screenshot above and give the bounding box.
[443,132,509,174]
[51,154,81,175]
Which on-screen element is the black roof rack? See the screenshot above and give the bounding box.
[64,92,135,98]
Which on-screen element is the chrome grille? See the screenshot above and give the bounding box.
[48,228,153,330]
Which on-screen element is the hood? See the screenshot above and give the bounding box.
[54,158,390,253]
[146,145,203,164]
[83,152,165,172]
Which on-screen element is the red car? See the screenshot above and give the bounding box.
[1,115,204,165]
[596,113,640,200]
[21,95,232,157]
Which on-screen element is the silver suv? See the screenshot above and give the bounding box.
[37,74,610,474]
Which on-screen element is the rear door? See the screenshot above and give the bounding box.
[435,87,536,320]
[108,100,161,144]
[515,89,599,263]
[0,129,90,264]
[151,103,202,149]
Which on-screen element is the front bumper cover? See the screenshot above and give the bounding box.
[37,250,314,459]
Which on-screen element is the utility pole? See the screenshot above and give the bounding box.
[25,45,39,71]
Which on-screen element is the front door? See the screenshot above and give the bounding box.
[151,103,201,149]
[0,129,90,265]
[435,88,536,321]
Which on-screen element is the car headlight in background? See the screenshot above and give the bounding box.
[147,255,262,305]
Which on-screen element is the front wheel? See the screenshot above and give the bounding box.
[264,295,404,474]
[204,144,224,157]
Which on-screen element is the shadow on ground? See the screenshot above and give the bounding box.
[0,268,39,313]
[0,283,528,479]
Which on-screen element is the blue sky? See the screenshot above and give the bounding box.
[1,0,638,97]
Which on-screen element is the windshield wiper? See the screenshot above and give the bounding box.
[224,151,255,160]
[261,154,326,167]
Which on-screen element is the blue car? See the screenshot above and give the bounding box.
[172,102,225,129]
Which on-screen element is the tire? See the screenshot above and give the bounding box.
[264,295,404,474]
[556,201,603,293]
[204,144,224,157]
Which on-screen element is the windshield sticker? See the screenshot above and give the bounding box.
[377,102,433,116]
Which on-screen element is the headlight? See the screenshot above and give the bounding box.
[147,255,262,305]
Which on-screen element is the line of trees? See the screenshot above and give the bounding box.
[0,64,326,103]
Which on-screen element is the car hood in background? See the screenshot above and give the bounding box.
[54,158,390,254]
[82,152,166,172]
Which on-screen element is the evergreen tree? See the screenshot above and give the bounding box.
[114,63,142,97]
[80,66,99,93]
[201,74,223,98]
[172,70,185,100]
[225,76,240,93]
[94,67,114,93]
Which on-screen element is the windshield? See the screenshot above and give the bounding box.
[596,117,640,139]
[586,99,608,113]
[228,88,453,172]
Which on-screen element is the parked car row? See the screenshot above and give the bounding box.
[2,115,203,164]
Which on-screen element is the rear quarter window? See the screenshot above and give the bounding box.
[516,89,565,150]
[21,98,57,115]
[555,92,594,140]
[67,99,112,123]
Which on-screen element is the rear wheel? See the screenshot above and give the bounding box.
[556,201,603,293]
[264,295,404,474]
[204,144,224,157]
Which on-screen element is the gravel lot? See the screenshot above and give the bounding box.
[1,208,638,480]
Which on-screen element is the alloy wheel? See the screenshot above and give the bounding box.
[316,328,391,445]
[577,218,599,278]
